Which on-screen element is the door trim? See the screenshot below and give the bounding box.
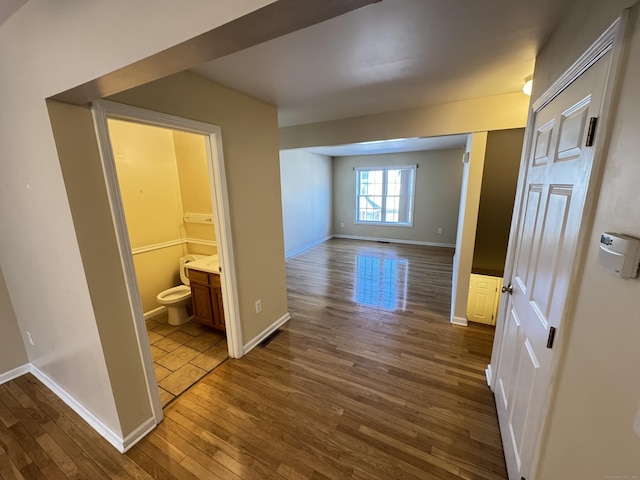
[92,100,244,424]
[488,8,630,478]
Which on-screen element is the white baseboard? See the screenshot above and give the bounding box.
[243,312,291,354]
[144,306,167,320]
[333,234,455,248]
[451,316,468,326]
[285,235,332,259]
[29,364,155,453]
[485,364,493,387]
[0,364,30,385]
[122,417,157,452]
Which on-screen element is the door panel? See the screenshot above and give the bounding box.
[495,53,610,479]
[467,274,501,325]
[530,186,572,324]
[497,307,522,410]
[514,185,543,292]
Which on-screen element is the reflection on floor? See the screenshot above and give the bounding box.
[145,312,228,407]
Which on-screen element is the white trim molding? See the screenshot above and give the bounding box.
[131,239,184,256]
[185,238,217,248]
[29,364,155,453]
[485,364,493,387]
[333,234,455,248]
[0,364,30,385]
[131,238,217,256]
[451,316,468,326]
[285,235,332,259]
[243,313,291,355]
[144,306,167,320]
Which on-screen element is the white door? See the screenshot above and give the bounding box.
[467,274,502,325]
[494,52,610,479]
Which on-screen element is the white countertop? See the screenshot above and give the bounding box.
[186,255,220,274]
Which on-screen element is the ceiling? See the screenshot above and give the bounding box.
[302,134,468,157]
[0,0,27,26]
[192,0,574,128]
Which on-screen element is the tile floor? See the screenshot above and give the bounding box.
[145,312,228,407]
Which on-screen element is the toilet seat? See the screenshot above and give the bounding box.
[156,285,191,304]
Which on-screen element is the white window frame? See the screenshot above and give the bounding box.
[354,165,416,227]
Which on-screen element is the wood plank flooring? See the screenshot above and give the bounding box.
[0,239,506,479]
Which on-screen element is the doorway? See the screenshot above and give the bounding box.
[92,100,243,415]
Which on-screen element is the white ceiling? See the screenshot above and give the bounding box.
[300,134,468,157]
[192,0,574,128]
[0,0,27,26]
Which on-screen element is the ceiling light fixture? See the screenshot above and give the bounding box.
[522,76,533,96]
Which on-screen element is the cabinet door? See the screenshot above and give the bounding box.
[213,286,226,332]
[191,284,214,328]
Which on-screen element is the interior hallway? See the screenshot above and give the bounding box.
[0,239,506,479]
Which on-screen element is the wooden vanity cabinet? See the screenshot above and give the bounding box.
[188,269,225,332]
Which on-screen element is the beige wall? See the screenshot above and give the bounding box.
[0,267,27,375]
[108,120,217,313]
[48,100,152,438]
[450,133,488,324]
[472,129,524,277]
[173,130,217,256]
[280,150,333,256]
[108,71,289,344]
[0,0,273,442]
[109,120,185,249]
[279,93,529,150]
[109,120,187,313]
[333,150,463,245]
[524,0,640,477]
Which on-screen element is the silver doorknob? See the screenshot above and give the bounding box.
[502,284,513,295]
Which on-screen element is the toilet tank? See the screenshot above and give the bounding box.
[179,254,207,285]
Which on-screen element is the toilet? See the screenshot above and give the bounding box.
[156,254,206,326]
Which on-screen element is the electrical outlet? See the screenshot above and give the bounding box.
[26,331,34,346]
[437,227,443,234]
[340,222,344,228]
[255,299,262,314]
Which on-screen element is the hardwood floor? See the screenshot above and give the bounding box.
[0,239,506,479]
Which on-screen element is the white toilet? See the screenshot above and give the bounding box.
[156,254,206,326]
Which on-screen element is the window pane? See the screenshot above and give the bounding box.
[356,166,415,225]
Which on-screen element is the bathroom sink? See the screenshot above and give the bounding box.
[186,254,220,274]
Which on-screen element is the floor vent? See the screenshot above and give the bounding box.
[259,329,282,347]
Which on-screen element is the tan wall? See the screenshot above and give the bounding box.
[279,93,529,150]
[472,128,524,277]
[451,133,487,324]
[109,120,185,248]
[333,150,464,245]
[280,150,333,256]
[132,245,187,313]
[108,71,288,344]
[0,0,278,446]
[173,130,218,256]
[0,267,28,375]
[48,100,152,437]
[526,1,640,477]
[109,121,217,313]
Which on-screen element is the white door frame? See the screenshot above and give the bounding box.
[92,100,244,423]
[487,9,629,477]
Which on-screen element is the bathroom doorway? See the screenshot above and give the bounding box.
[93,100,242,411]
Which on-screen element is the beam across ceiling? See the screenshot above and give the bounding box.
[51,0,381,104]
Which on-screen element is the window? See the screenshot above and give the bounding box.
[355,166,416,226]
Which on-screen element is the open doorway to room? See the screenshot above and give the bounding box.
[465,128,524,326]
[93,100,243,409]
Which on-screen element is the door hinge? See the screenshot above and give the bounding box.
[586,117,598,146]
[546,326,557,349]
